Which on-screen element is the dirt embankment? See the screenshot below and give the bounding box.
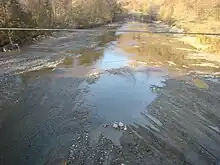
[155,0,220,53]
[120,0,220,53]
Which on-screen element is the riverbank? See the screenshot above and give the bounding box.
[156,0,220,54]
[0,0,123,49]
[119,0,220,54]
[1,19,220,165]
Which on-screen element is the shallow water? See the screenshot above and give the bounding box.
[0,21,220,165]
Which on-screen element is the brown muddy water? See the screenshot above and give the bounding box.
[0,22,220,165]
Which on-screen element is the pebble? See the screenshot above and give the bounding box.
[103,122,128,131]
[113,123,118,129]
[119,122,124,127]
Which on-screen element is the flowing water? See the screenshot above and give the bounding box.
[0,21,220,165]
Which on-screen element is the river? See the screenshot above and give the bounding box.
[0,21,220,165]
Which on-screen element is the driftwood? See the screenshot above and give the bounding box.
[2,31,20,52]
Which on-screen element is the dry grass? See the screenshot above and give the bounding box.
[158,6,175,25]
[158,0,220,53]
[120,0,220,53]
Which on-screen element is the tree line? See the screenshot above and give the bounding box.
[0,0,122,46]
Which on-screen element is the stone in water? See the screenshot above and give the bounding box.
[113,123,118,129]
[119,122,124,127]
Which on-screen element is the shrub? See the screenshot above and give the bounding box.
[0,0,122,47]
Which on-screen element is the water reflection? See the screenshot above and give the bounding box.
[80,22,220,165]
[62,49,104,67]
[115,22,220,75]
[60,31,119,69]
[60,21,220,129]
[57,21,220,77]
[1,21,220,165]
[86,67,167,125]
